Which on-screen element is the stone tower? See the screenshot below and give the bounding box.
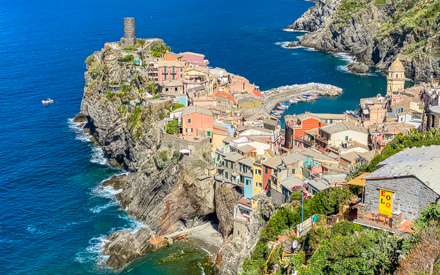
[386,58,405,96]
[122,17,136,46]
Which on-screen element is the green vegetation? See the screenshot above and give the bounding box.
[241,187,349,274]
[414,204,440,229]
[166,120,180,134]
[153,94,160,99]
[354,129,440,175]
[122,55,134,62]
[159,150,168,162]
[122,39,146,51]
[295,222,401,274]
[128,107,142,129]
[151,43,171,57]
[118,105,128,116]
[172,103,184,110]
[334,0,368,24]
[146,81,158,94]
[89,63,103,76]
[106,90,116,100]
[85,54,95,66]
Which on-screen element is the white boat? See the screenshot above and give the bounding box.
[42,98,54,105]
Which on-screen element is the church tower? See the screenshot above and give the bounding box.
[386,58,405,96]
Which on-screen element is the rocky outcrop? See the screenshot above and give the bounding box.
[78,42,218,270]
[215,184,241,237]
[286,0,440,81]
[347,62,370,74]
[215,196,275,275]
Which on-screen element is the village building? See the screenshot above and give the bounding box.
[235,97,263,109]
[284,113,327,149]
[181,106,214,137]
[238,158,254,199]
[181,52,209,66]
[183,67,215,95]
[386,58,406,96]
[314,122,369,153]
[359,95,387,127]
[156,60,185,82]
[163,52,183,62]
[262,156,282,193]
[253,157,264,195]
[356,146,440,232]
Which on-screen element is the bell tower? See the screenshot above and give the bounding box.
[386,58,405,96]
[122,17,136,46]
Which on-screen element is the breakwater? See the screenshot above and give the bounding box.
[262,82,343,112]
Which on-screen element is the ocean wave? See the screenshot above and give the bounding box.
[275,41,291,49]
[67,118,91,142]
[118,215,146,234]
[75,235,111,272]
[27,225,47,235]
[89,200,120,214]
[283,28,309,33]
[90,146,108,166]
[91,183,123,199]
[332,52,356,64]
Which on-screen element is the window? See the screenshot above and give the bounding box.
[164,75,167,80]
[207,131,211,136]
[180,74,183,78]
[256,169,261,175]
[268,179,271,186]
[345,136,348,141]
[180,68,183,72]
[164,66,167,73]
[257,182,262,187]
[187,118,191,123]
[225,172,228,179]
[265,167,268,174]
[186,128,192,132]
[291,169,295,174]
[231,163,234,170]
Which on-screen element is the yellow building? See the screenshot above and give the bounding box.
[387,58,405,96]
[212,129,229,153]
[253,158,264,195]
[236,97,263,109]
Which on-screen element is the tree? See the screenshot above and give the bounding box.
[173,103,184,110]
[166,120,179,134]
[146,81,158,94]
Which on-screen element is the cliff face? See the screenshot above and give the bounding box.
[78,43,217,270]
[287,0,440,81]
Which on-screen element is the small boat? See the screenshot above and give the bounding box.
[175,234,187,241]
[42,98,54,105]
[278,104,289,109]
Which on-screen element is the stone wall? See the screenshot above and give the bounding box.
[161,131,211,158]
[271,189,285,207]
[365,176,439,221]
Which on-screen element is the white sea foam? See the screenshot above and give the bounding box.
[296,35,304,39]
[91,184,123,199]
[75,235,111,271]
[90,146,108,166]
[118,215,146,233]
[283,28,309,33]
[67,118,91,142]
[89,200,120,214]
[26,225,47,235]
[275,41,291,49]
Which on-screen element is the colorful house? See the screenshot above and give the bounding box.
[253,157,264,195]
[239,158,254,199]
[182,106,214,137]
[236,97,263,109]
[157,60,185,82]
[181,52,209,66]
[262,156,282,192]
[284,113,326,149]
[164,52,183,62]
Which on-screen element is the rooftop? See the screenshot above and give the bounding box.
[320,122,368,135]
[281,176,303,191]
[237,144,256,153]
[239,157,254,167]
[365,146,440,195]
[182,106,213,116]
[263,156,282,168]
[224,152,245,162]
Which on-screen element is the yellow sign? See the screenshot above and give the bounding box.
[378,190,393,216]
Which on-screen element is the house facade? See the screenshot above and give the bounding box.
[182,106,214,137]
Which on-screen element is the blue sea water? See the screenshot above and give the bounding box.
[0,0,390,274]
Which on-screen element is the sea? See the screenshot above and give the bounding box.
[0,0,392,274]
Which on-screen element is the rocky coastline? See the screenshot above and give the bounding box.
[285,0,440,81]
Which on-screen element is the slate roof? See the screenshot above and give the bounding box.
[182,106,213,116]
[320,122,368,135]
[237,144,256,153]
[281,177,303,191]
[239,157,254,167]
[282,153,308,165]
[263,156,282,168]
[307,179,330,192]
[224,152,245,162]
[365,145,440,195]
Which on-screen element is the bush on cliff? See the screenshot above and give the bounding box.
[166,120,179,135]
[241,187,349,274]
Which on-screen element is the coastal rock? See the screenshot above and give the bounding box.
[103,227,154,270]
[72,113,88,123]
[215,184,241,237]
[78,43,219,271]
[347,62,370,74]
[216,196,274,275]
[288,0,440,81]
[102,174,127,190]
[286,41,299,49]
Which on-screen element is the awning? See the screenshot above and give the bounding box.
[348,172,370,186]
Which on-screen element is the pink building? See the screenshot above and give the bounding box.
[181,52,209,66]
[182,106,214,137]
[157,60,185,82]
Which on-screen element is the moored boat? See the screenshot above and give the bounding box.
[42,98,54,105]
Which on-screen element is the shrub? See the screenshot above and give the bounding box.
[122,55,134,62]
[106,90,116,100]
[159,150,168,162]
[173,103,184,110]
[85,54,95,66]
[153,94,160,99]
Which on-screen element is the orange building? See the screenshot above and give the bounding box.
[164,52,182,62]
[284,114,326,149]
[182,106,214,137]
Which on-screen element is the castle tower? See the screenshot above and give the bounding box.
[386,58,405,96]
[122,17,136,46]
